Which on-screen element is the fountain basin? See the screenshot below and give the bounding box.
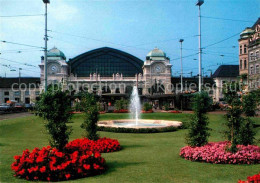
[98,119,182,129]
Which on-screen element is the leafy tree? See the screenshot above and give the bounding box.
[143,102,152,111]
[242,92,258,117]
[115,98,128,110]
[223,82,243,152]
[35,88,72,150]
[239,91,258,145]
[186,92,211,147]
[80,93,99,140]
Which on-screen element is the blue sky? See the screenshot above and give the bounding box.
[0,0,259,78]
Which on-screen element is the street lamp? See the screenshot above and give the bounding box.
[43,0,50,92]
[179,39,184,93]
[196,0,204,92]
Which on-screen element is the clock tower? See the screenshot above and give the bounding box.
[39,47,69,88]
[143,48,172,95]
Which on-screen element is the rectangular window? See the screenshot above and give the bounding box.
[240,60,242,69]
[250,66,254,74]
[25,91,30,95]
[244,44,247,54]
[256,65,260,74]
[35,91,40,96]
[244,60,247,69]
[250,52,254,61]
[4,91,9,96]
[14,91,21,96]
[240,45,242,55]
[256,51,259,59]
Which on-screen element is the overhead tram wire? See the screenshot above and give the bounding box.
[202,32,241,49]
[0,58,38,68]
[0,14,44,17]
[201,16,255,23]
[0,40,43,49]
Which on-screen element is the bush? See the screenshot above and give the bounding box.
[180,141,260,164]
[242,91,258,117]
[186,92,211,147]
[164,103,170,111]
[35,89,72,150]
[238,172,260,183]
[223,82,243,152]
[98,126,179,133]
[143,102,152,111]
[66,137,121,153]
[11,146,106,181]
[80,93,99,140]
[114,98,128,110]
[238,118,256,145]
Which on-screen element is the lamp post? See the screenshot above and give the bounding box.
[196,0,204,92]
[43,0,50,92]
[179,39,184,93]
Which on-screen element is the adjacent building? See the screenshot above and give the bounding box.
[248,18,260,90]
[0,77,40,104]
[239,18,260,90]
[212,65,239,102]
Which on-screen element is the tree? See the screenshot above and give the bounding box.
[186,92,211,147]
[239,91,258,145]
[35,88,72,150]
[223,82,243,152]
[80,93,99,140]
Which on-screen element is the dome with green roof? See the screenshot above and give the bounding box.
[47,47,66,60]
[147,47,166,57]
[240,27,254,39]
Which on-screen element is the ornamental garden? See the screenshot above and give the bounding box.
[0,84,259,182]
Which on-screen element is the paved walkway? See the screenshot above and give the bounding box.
[0,112,33,121]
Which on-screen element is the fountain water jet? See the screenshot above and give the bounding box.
[129,86,141,126]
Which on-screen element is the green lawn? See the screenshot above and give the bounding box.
[0,113,259,183]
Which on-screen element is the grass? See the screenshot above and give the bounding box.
[0,113,259,183]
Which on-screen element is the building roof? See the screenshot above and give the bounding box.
[240,27,254,39]
[147,48,166,57]
[212,65,239,78]
[0,77,40,88]
[68,47,144,77]
[47,47,66,60]
[252,17,260,29]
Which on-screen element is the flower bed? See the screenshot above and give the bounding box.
[66,137,121,153]
[141,110,153,113]
[99,111,106,114]
[169,110,182,113]
[11,146,106,181]
[180,141,260,164]
[238,172,260,183]
[113,109,129,113]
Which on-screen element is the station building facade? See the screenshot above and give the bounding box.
[39,47,174,108]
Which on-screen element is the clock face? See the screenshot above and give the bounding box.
[156,65,161,72]
[153,64,165,73]
[48,63,60,74]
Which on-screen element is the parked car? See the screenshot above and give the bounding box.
[24,104,33,111]
[0,103,12,112]
[14,103,25,112]
[219,101,228,110]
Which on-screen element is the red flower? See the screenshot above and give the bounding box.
[65,173,71,179]
[40,166,46,173]
[83,164,91,170]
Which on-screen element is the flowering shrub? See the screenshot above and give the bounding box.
[238,172,260,183]
[141,110,153,113]
[169,110,182,113]
[11,146,106,181]
[66,137,121,153]
[180,141,260,164]
[113,109,129,113]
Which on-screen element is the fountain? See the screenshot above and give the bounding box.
[129,86,141,126]
[97,76,182,131]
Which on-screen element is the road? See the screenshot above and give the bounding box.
[0,112,33,121]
